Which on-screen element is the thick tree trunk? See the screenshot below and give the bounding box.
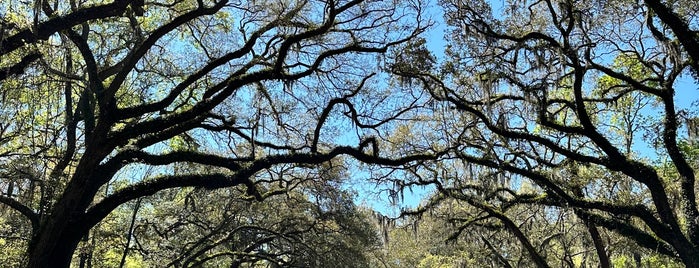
[28,224,85,267]
[30,242,81,267]
[677,247,699,268]
[27,160,107,266]
[27,191,93,267]
[28,192,84,267]
[27,128,114,266]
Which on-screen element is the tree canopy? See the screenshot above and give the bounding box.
[392,0,699,267]
[2,0,699,267]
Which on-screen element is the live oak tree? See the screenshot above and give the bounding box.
[391,0,699,267]
[0,0,436,266]
[5,0,699,267]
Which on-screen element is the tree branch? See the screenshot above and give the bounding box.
[0,52,41,81]
[86,144,443,233]
[0,0,134,56]
[0,195,39,232]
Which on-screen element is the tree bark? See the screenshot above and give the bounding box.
[27,141,111,267]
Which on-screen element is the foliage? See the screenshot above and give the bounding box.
[388,0,699,267]
[0,0,431,266]
[80,168,381,267]
[2,0,699,267]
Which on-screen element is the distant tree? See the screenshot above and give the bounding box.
[0,0,435,266]
[79,161,381,267]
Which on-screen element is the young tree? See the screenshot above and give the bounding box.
[0,0,436,266]
[392,0,699,266]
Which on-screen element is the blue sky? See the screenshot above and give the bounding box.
[355,0,699,217]
[351,1,449,217]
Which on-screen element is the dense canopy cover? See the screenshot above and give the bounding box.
[395,0,699,267]
[0,0,430,266]
[1,0,699,267]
